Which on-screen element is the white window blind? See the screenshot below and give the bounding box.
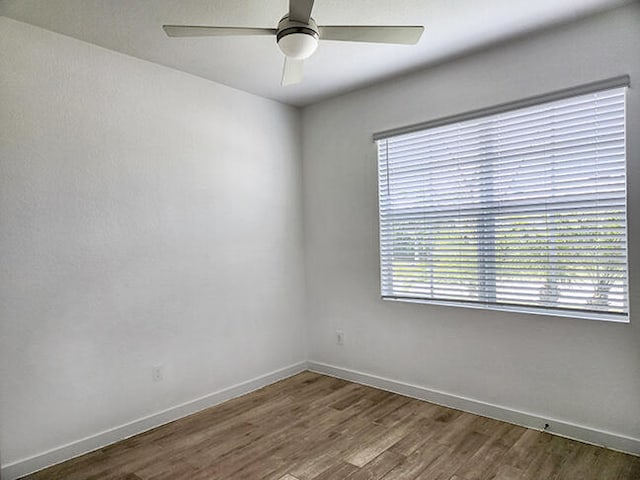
[376,85,628,321]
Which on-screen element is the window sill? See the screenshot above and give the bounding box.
[382,296,630,324]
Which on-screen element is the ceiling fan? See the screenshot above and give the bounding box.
[163,0,424,86]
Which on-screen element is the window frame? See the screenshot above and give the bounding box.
[374,76,631,323]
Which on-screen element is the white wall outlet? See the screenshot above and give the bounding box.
[336,330,344,346]
[152,364,164,382]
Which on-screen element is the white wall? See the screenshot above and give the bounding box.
[303,4,640,445]
[2,3,640,475]
[0,17,305,469]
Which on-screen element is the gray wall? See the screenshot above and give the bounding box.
[0,17,306,466]
[302,4,640,442]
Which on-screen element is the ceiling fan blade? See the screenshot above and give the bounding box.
[281,57,304,86]
[163,25,276,37]
[289,0,315,23]
[318,25,424,44]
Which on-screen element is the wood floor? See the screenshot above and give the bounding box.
[24,372,639,480]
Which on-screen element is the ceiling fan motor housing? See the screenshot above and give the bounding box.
[277,15,319,59]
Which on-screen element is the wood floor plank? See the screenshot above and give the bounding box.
[454,422,525,480]
[388,416,440,457]
[286,417,381,479]
[502,428,552,470]
[344,413,422,467]
[21,372,639,480]
[382,441,450,480]
[412,445,465,480]
[618,455,640,480]
[347,451,404,480]
[193,405,333,477]
[454,438,510,480]
[556,443,604,480]
[327,386,367,411]
[310,461,359,480]
[135,459,198,480]
[594,449,640,480]
[522,450,566,480]
[435,412,478,446]
[450,430,490,457]
[372,398,422,427]
[272,396,381,478]
[491,464,524,480]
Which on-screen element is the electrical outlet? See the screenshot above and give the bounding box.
[152,365,163,382]
[336,330,344,346]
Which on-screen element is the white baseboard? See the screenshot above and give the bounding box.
[1,361,307,480]
[308,361,640,457]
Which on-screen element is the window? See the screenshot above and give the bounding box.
[375,79,629,322]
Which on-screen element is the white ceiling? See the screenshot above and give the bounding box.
[0,0,631,106]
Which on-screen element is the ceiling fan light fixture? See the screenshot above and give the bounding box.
[277,31,319,59]
[276,15,319,60]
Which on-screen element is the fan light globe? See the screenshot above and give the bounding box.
[278,32,318,59]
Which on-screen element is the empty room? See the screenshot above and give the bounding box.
[1,0,639,479]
